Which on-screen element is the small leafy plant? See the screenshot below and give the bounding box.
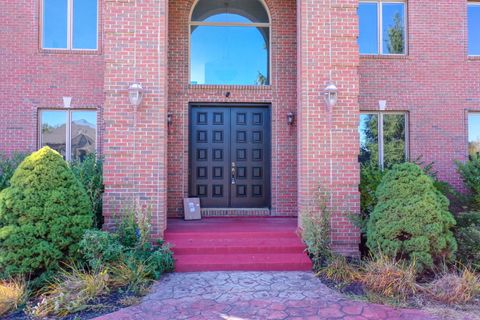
[301,190,332,270]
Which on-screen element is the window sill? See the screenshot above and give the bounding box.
[39,48,102,55]
[360,54,409,60]
[188,84,272,91]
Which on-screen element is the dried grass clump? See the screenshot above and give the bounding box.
[426,268,480,304]
[109,259,151,294]
[317,255,360,284]
[0,279,27,316]
[30,266,109,318]
[361,254,418,300]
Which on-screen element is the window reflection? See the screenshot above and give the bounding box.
[40,110,97,161]
[358,1,406,55]
[73,0,98,49]
[359,114,379,165]
[71,111,97,161]
[382,3,405,54]
[468,4,480,56]
[191,26,269,85]
[190,0,270,85]
[358,3,378,54]
[43,0,68,49]
[468,113,480,157]
[41,111,67,158]
[383,114,406,167]
[359,113,407,168]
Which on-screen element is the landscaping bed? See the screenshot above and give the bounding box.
[0,148,174,319]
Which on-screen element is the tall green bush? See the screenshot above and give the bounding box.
[366,163,457,271]
[0,147,92,277]
[0,152,28,192]
[71,154,104,228]
[457,155,480,209]
[454,212,480,270]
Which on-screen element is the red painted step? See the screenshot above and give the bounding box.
[165,217,313,272]
[173,253,312,272]
[169,238,306,254]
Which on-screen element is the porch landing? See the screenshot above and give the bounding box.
[164,217,312,272]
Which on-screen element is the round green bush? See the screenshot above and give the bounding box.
[0,147,93,277]
[366,163,457,270]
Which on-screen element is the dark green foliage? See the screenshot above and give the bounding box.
[359,162,385,231]
[79,230,124,270]
[0,152,28,192]
[454,212,480,270]
[71,154,104,228]
[367,163,457,271]
[457,155,480,209]
[0,147,92,277]
[79,205,174,284]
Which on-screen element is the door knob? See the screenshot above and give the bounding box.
[231,162,236,184]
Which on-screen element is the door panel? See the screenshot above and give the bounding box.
[189,105,270,208]
[190,107,230,207]
[230,108,270,208]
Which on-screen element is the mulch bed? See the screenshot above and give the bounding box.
[3,291,138,320]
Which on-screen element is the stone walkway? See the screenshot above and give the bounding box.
[95,272,439,320]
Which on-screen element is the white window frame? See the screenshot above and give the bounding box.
[468,2,480,57]
[39,109,98,161]
[40,0,99,51]
[360,111,409,170]
[359,0,408,56]
[188,0,272,86]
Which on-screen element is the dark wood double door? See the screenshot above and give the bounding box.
[189,105,271,208]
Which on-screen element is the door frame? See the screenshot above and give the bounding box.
[188,102,272,208]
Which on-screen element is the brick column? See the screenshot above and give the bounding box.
[103,0,168,238]
[297,0,360,256]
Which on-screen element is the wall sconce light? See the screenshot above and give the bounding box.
[128,83,144,107]
[167,112,173,126]
[287,112,295,125]
[323,81,338,108]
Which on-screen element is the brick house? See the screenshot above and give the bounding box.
[1,0,480,258]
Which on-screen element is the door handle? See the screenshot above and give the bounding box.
[231,162,236,185]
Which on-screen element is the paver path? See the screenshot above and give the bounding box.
[95,272,439,320]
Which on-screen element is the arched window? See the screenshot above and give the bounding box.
[190,0,270,85]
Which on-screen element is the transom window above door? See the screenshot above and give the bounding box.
[190,0,270,86]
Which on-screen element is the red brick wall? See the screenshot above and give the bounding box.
[167,0,298,217]
[102,0,169,238]
[0,0,104,155]
[359,1,480,190]
[297,0,361,256]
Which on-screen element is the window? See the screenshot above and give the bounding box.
[42,0,98,50]
[358,1,406,55]
[468,113,480,156]
[359,112,408,169]
[190,0,270,85]
[468,3,480,56]
[40,110,97,161]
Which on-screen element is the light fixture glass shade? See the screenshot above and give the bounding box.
[128,83,144,107]
[324,81,338,108]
